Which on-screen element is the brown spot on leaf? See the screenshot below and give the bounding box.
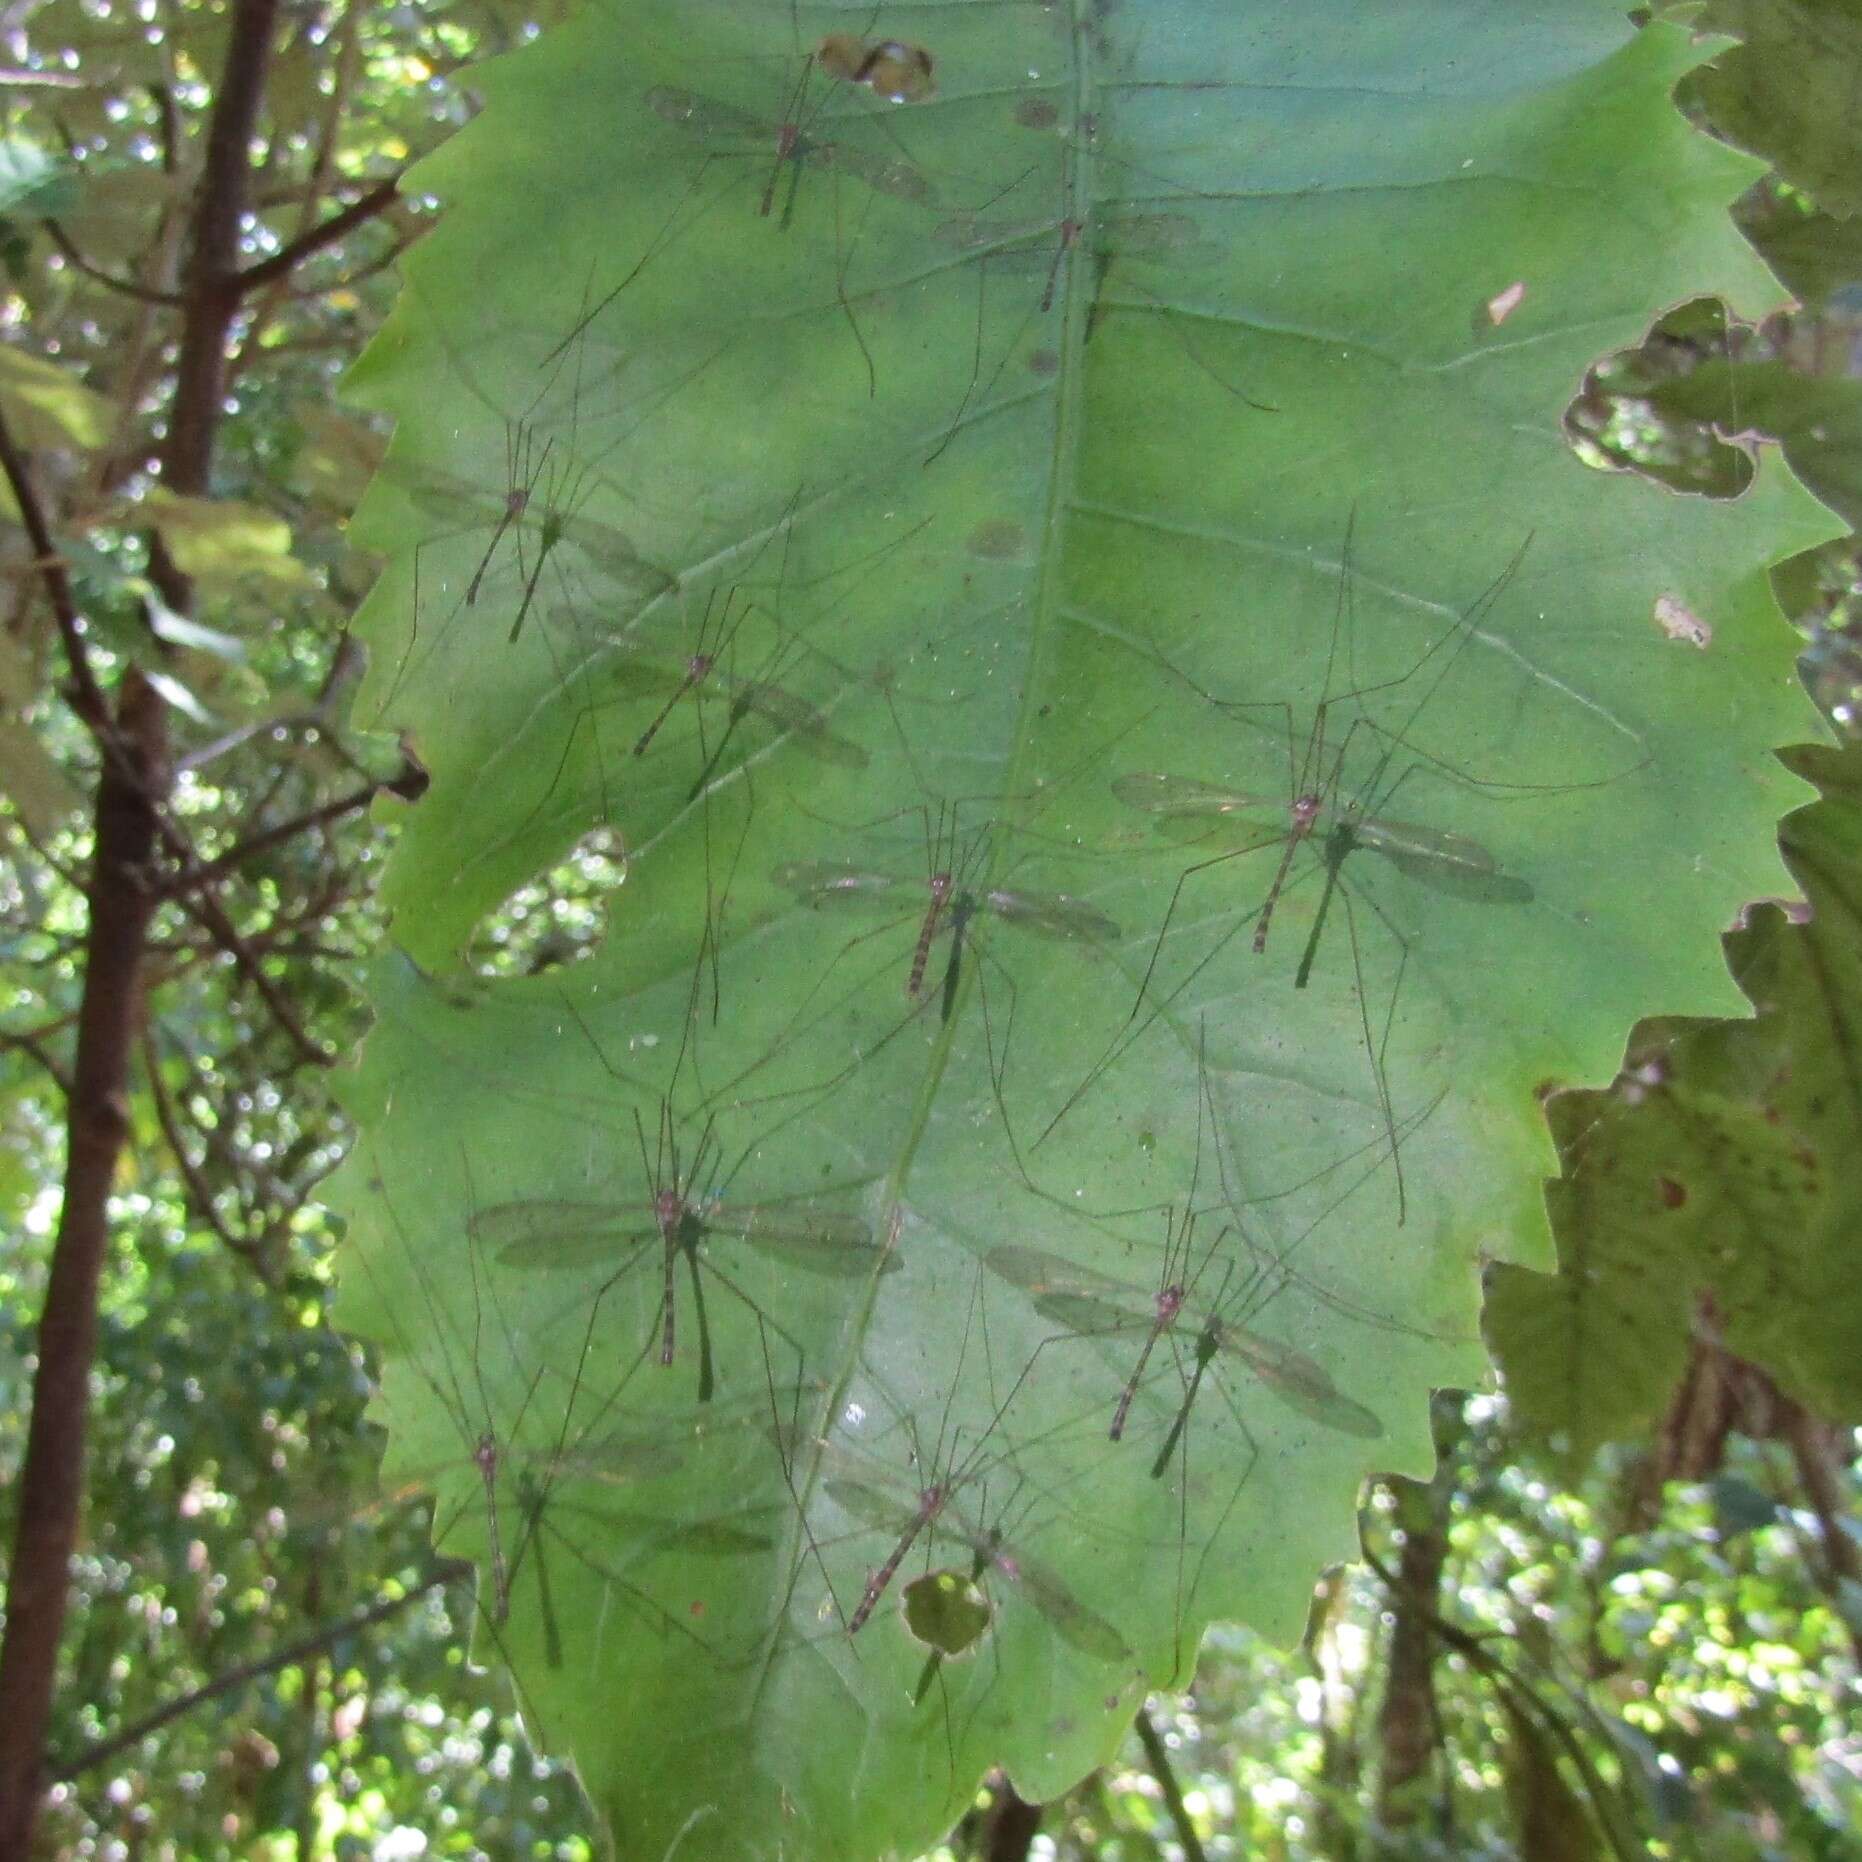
[1657,1176,1686,1210]
[967,519,1028,561]
[1014,98,1060,130]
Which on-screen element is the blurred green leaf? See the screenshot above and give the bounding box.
[1646,358,1862,526]
[1501,1696,1604,1862]
[1490,739,1862,1452]
[0,717,81,836]
[144,488,310,591]
[1686,0,1862,217]
[0,138,77,219]
[1709,1474,1780,1537]
[0,345,113,450]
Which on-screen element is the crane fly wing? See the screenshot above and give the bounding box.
[996,1551,1131,1663]
[469,1199,655,1267]
[775,861,915,908]
[736,681,870,767]
[824,1476,913,1534]
[646,83,933,207]
[603,658,689,699]
[555,1499,778,1554]
[722,1201,895,1275]
[1112,773,1280,818]
[1113,774,1292,851]
[553,1433,688,1483]
[982,887,1118,942]
[1354,818,1534,904]
[1214,1326,1384,1439]
[986,1244,1143,1307]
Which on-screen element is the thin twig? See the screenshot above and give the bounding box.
[41,220,181,304]
[160,782,380,897]
[165,871,333,1068]
[0,405,110,733]
[235,175,402,294]
[140,1027,266,1276]
[1132,1705,1207,1862]
[55,1570,465,1778]
[0,1030,73,1097]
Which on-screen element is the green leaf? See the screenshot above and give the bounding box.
[1685,0,1862,216]
[325,4,1833,1856]
[1739,193,1862,310]
[0,138,77,220]
[1501,1695,1605,1862]
[1645,359,1862,527]
[1709,1474,1779,1538]
[0,345,113,452]
[0,717,81,836]
[143,488,311,591]
[1489,739,1862,1453]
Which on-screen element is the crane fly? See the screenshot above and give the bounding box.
[646,70,931,227]
[780,1421,1128,1664]
[825,1468,1129,1664]
[617,586,867,786]
[985,1243,1382,1476]
[470,1106,890,1404]
[774,854,1117,1023]
[398,442,668,667]
[346,1162,719,1678]
[1114,773,1533,979]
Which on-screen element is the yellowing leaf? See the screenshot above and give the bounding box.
[0,348,113,451]
[145,489,311,591]
[0,717,81,836]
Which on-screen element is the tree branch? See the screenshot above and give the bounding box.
[0,405,110,734]
[54,1571,464,1780]
[1133,1706,1208,1862]
[147,0,282,611]
[0,1029,73,1098]
[140,1027,268,1277]
[165,876,334,1068]
[159,781,383,898]
[0,669,169,1854]
[235,175,402,294]
[41,219,181,305]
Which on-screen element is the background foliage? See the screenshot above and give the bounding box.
[0,0,1857,1857]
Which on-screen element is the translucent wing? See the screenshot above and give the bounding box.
[728,679,869,767]
[1112,773,1281,819]
[645,84,932,206]
[775,861,918,908]
[1111,774,1295,851]
[1354,815,1534,904]
[985,1244,1150,1311]
[714,1199,895,1276]
[823,1476,914,1534]
[989,1546,1131,1663]
[470,1198,655,1270]
[1209,1325,1384,1439]
[981,887,1118,942]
